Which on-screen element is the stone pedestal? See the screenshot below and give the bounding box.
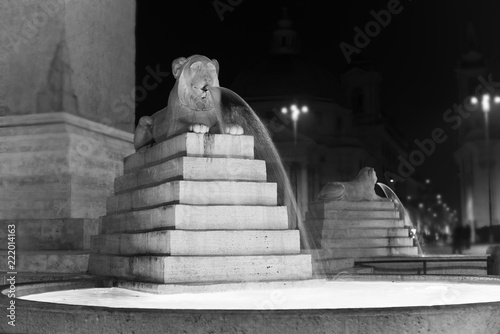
[0,112,134,276]
[89,133,313,286]
[0,0,136,279]
[0,112,134,219]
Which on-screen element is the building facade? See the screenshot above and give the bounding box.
[231,11,409,220]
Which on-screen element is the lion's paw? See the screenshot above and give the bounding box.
[189,123,210,134]
[224,124,244,135]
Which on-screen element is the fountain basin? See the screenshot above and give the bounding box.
[3,275,500,333]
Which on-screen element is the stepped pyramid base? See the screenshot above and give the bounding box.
[306,199,419,264]
[88,133,313,286]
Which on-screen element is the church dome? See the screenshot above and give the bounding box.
[231,10,343,102]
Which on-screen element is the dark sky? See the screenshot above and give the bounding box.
[135,0,500,210]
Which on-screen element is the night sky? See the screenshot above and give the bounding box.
[135,0,500,211]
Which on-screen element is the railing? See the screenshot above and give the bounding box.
[355,257,493,275]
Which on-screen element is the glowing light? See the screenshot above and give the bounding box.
[425,179,431,184]
[436,194,441,199]
[482,94,491,112]
[407,195,412,200]
[471,96,478,105]
[281,107,287,114]
[418,203,424,209]
[291,104,298,113]
[301,106,308,113]
[495,96,500,104]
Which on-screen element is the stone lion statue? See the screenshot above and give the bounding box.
[134,54,243,151]
[317,167,389,201]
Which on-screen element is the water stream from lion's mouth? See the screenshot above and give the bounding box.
[377,182,424,256]
[208,86,322,275]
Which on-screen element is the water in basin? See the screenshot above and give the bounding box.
[20,280,500,310]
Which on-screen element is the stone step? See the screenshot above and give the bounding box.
[313,266,374,277]
[339,266,374,274]
[309,200,396,214]
[315,210,400,219]
[312,257,354,274]
[0,219,99,251]
[0,251,89,273]
[106,181,277,214]
[115,157,267,194]
[305,247,419,259]
[89,254,313,284]
[124,133,255,173]
[101,205,289,234]
[322,228,409,239]
[92,230,300,256]
[321,237,414,248]
[308,219,405,230]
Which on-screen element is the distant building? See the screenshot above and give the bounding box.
[455,23,500,241]
[231,10,409,219]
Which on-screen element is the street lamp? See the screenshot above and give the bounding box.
[281,103,308,145]
[471,92,500,243]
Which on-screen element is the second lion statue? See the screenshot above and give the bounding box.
[317,167,390,202]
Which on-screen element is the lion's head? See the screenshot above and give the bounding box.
[172,55,220,112]
[356,167,377,185]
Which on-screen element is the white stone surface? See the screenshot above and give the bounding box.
[101,205,289,233]
[89,254,313,283]
[123,133,255,173]
[92,230,301,256]
[21,280,500,309]
[107,181,277,213]
[115,157,266,193]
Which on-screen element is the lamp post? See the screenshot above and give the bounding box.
[281,103,308,145]
[471,93,500,243]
